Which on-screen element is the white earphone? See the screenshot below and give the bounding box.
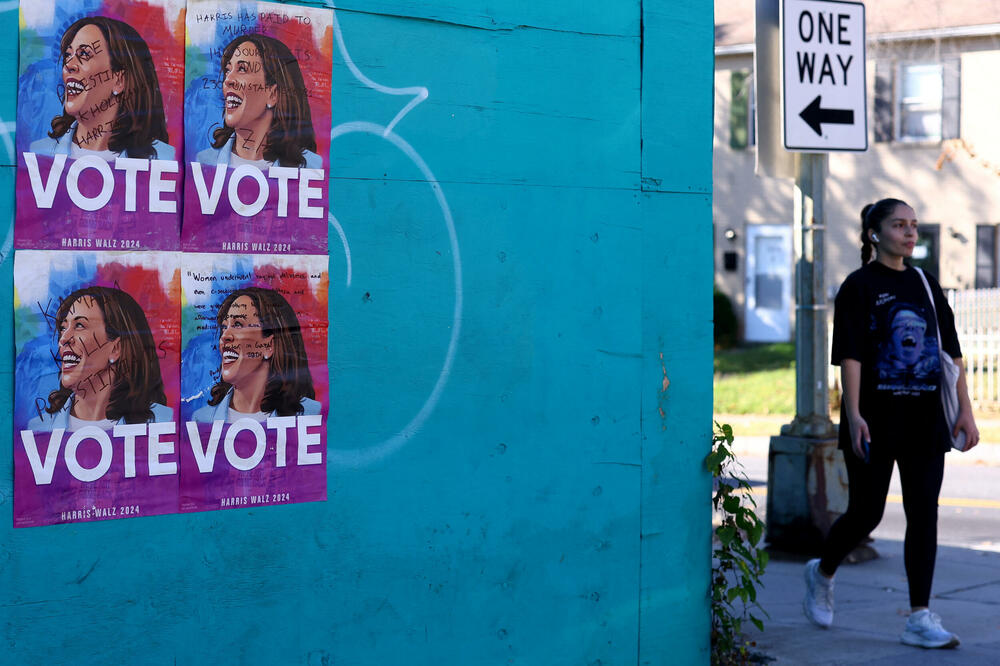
[871,233,880,242]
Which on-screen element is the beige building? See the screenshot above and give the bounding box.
[715,1,1000,342]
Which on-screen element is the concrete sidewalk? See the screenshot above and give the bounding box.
[742,540,1000,664]
[726,433,1000,663]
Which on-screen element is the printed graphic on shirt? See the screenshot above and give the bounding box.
[874,301,940,395]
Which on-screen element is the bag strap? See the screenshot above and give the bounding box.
[915,267,944,355]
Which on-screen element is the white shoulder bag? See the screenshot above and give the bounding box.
[915,267,967,451]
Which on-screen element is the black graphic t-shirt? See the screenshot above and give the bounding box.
[831,262,961,452]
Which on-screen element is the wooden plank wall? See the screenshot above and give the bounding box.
[0,1,714,663]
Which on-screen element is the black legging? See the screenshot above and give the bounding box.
[819,442,946,608]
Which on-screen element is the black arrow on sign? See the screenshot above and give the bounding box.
[799,95,854,136]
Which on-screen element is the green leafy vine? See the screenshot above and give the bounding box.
[707,422,769,665]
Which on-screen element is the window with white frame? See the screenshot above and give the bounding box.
[897,63,943,141]
[874,57,957,144]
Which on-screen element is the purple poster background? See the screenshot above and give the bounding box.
[179,418,326,512]
[17,155,181,250]
[13,250,182,527]
[182,0,333,254]
[15,427,181,527]
[182,163,324,254]
[179,252,328,513]
[16,0,186,250]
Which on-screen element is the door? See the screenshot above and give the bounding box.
[745,224,792,342]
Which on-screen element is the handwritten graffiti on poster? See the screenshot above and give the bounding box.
[16,1,186,251]
[13,250,181,528]
[180,253,329,512]
[183,0,333,254]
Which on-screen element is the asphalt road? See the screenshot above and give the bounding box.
[739,452,1000,553]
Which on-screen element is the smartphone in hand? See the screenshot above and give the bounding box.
[862,439,870,464]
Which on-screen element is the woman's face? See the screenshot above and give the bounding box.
[874,204,918,260]
[222,41,277,131]
[62,24,122,120]
[57,296,119,391]
[219,295,273,388]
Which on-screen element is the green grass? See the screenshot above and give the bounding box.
[714,342,795,374]
[715,342,1000,445]
[714,343,795,415]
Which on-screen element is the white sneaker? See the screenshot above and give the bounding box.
[901,609,960,649]
[802,558,834,628]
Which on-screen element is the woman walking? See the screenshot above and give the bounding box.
[802,198,979,648]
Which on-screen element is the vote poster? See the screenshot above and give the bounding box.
[13,250,181,527]
[15,0,186,251]
[182,0,333,254]
[179,253,328,513]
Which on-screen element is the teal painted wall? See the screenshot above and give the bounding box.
[1,1,714,663]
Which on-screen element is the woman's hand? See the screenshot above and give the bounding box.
[849,412,871,461]
[954,409,979,450]
[841,360,869,460]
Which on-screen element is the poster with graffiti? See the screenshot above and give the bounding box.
[180,253,328,513]
[13,250,181,527]
[15,0,185,251]
[182,0,332,254]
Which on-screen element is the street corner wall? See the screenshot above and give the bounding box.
[640,1,715,661]
[1,0,714,664]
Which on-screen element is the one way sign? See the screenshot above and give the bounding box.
[781,0,866,152]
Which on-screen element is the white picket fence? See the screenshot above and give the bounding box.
[949,288,1000,407]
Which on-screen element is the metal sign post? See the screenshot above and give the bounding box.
[783,152,836,438]
[762,0,869,550]
[778,0,866,435]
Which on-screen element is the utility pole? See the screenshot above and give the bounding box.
[782,153,836,439]
[767,152,841,550]
[760,0,867,550]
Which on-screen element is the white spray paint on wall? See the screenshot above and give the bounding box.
[328,212,353,287]
[327,122,463,467]
[329,3,429,136]
[326,3,463,466]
